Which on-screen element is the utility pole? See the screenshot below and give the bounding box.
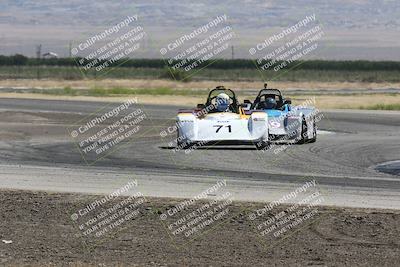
[231,45,234,60]
[36,44,42,59]
[36,44,42,80]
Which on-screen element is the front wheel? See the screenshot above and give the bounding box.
[177,139,191,149]
[177,132,191,150]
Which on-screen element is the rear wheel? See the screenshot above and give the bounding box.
[255,140,270,150]
[296,117,308,144]
[309,119,317,143]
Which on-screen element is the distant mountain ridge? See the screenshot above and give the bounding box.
[0,0,399,59]
[1,0,399,29]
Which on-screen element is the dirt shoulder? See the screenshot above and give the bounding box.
[1,92,399,110]
[0,189,399,266]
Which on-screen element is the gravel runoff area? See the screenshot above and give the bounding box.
[0,189,399,266]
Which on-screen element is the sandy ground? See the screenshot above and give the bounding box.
[1,78,400,91]
[0,189,399,266]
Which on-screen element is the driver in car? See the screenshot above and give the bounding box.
[215,93,231,112]
[264,97,277,110]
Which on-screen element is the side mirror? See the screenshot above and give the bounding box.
[285,98,292,105]
[243,99,252,104]
[197,104,205,109]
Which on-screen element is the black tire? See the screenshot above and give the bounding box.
[255,140,270,150]
[177,139,192,150]
[309,120,317,143]
[296,117,307,144]
[177,131,191,150]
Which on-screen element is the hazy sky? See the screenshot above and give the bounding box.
[0,0,399,60]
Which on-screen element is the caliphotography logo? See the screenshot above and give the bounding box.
[67,97,149,164]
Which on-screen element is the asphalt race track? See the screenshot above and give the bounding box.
[0,98,399,209]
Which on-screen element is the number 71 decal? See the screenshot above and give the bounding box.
[214,125,232,133]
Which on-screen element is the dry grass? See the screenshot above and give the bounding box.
[291,94,400,110]
[1,78,400,91]
[1,78,399,110]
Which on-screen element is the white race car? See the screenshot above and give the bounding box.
[176,86,269,149]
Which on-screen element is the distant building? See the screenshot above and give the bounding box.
[42,52,58,59]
